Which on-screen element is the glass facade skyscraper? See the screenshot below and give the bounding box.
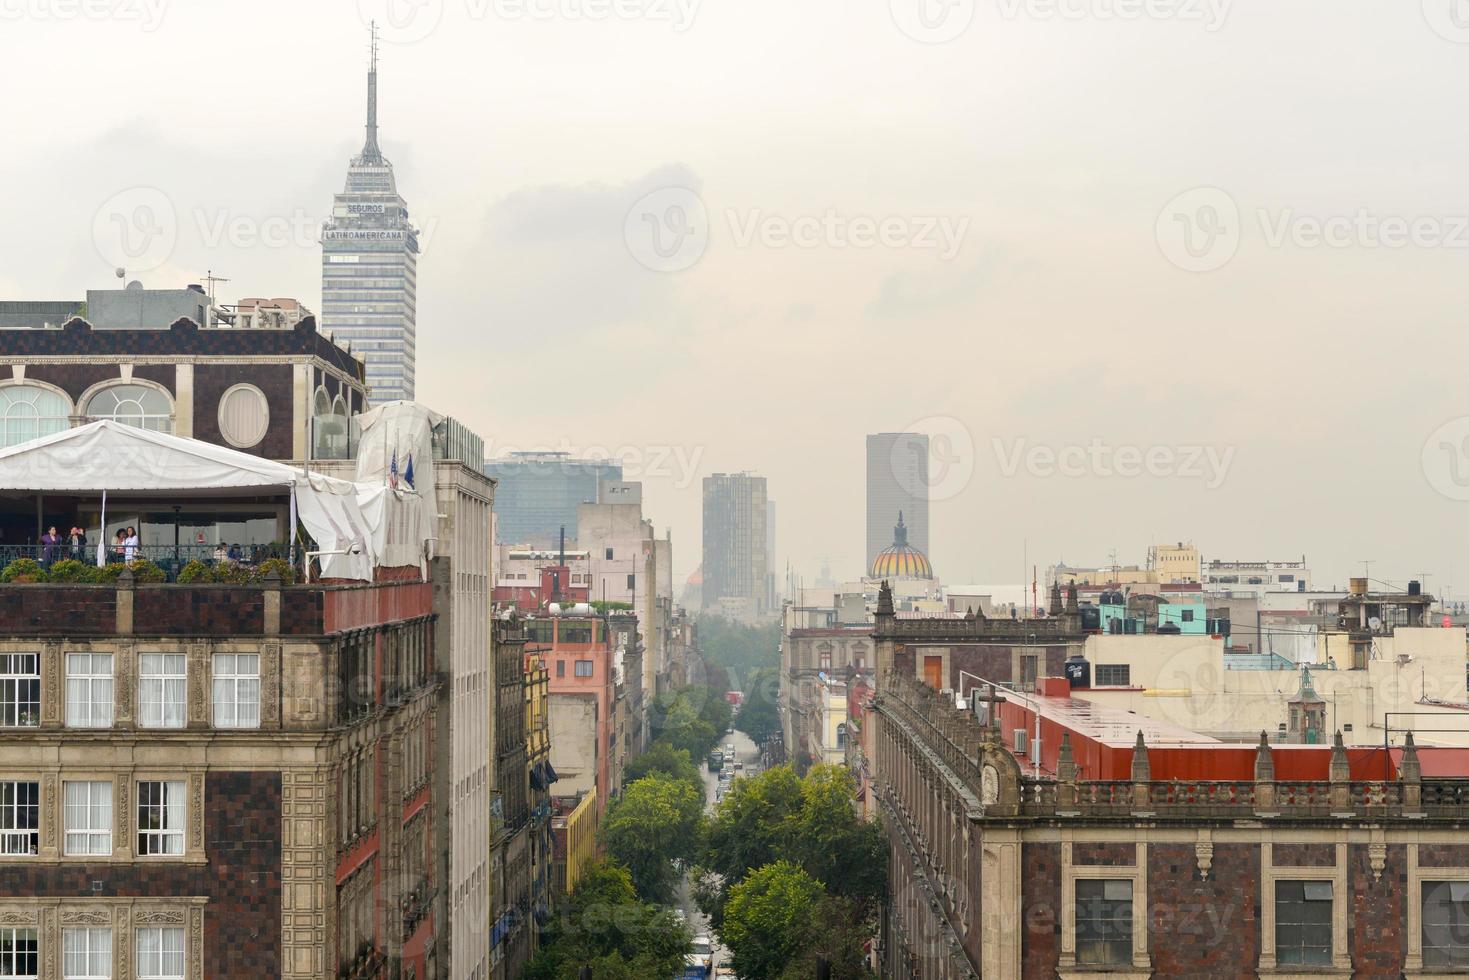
[485,453,624,546]
[321,41,419,405]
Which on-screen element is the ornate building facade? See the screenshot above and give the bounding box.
[867,583,1469,977]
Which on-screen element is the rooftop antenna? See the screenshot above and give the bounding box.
[201,271,230,328]
[359,21,383,164]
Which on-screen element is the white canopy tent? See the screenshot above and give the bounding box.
[0,420,376,581]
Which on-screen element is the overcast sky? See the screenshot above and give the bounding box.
[3,0,1468,594]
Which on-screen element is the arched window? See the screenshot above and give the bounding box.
[84,383,173,432]
[312,388,350,460]
[0,384,70,448]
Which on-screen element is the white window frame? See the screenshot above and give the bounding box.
[138,654,186,729]
[62,926,112,980]
[66,653,114,729]
[1405,845,1469,977]
[0,927,38,980]
[1059,841,1151,979]
[0,653,40,728]
[211,653,260,729]
[0,781,39,857]
[1258,841,1350,976]
[135,780,185,857]
[64,780,114,856]
[134,926,184,980]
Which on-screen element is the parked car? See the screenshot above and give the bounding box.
[708,750,723,771]
[733,761,743,771]
[683,934,715,978]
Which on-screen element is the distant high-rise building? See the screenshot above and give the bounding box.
[321,31,419,405]
[702,472,769,620]
[485,452,623,546]
[866,432,930,570]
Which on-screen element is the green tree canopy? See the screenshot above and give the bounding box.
[622,740,703,799]
[526,858,691,980]
[601,773,704,902]
[722,861,826,980]
[696,615,780,678]
[648,685,731,762]
[734,666,782,745]
[790,765,887,907]
[704,765,805,886]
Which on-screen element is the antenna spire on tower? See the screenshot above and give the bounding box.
[359,20,383,164]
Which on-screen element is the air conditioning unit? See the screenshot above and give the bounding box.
[1013,729,1028,755]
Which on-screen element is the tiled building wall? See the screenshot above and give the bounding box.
[0,771,282,975]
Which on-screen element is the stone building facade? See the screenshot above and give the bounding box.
[0,316,367,465]
[867,587,1469,978]
[0,572,439,979]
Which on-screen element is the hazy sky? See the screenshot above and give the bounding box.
[3,0,1469,594]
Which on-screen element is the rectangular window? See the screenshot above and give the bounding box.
[0,929,38,980]
[211,653,260,729]
[555,660,565,678]
[1275,880,1332,966]
[1422,880,1469,968]
[0,782,39,856]
[574,661,594,678]
[134,927,184,980]
[1181,609,1195,622]
[63,927,112,980]
[64,781,113,856]
[1075,879,1132,966]
[139,654,186,729]
[136,781,185,856]
[66,653,114,729]
[605,548,613,560]
[626,573,635,590]
[1094,664,1131,687]
[0,653,40,728]
[559,626,592,644]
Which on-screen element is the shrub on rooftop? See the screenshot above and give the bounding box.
[0,558,47,583]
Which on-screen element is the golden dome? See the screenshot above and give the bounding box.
[868,512,933,580]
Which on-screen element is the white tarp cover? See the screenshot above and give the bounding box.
[348,402,441,573]
[0,420,375,580]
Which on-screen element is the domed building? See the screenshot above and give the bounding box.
[868,512,934,580]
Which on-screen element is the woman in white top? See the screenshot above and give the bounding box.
[124,527,139,562]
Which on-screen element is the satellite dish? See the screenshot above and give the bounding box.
[114,267,125,279]
[1369,616,1383,631]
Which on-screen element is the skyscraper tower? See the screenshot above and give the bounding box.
[321,24,420,405]
[866,432,930,569]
